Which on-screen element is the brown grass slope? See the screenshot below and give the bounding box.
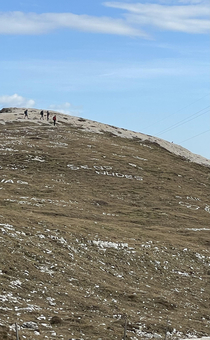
[0,115,210,340]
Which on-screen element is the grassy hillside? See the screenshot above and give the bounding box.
[0,116,210,340]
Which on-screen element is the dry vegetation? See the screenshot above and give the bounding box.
[0,114,210,340]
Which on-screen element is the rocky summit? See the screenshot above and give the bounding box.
[0,107,210,340]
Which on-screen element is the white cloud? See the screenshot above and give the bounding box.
[177,0,208,4]
[0,11,146,37]
[104,1,210,34]
[0,94,35,108]
[49,102,82,115]
[0,3,209,37]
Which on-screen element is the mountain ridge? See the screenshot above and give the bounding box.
[1,107,209,167]
[0,107,210,340]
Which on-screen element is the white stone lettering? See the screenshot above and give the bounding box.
[80,165,92,170]
[67,164,143,181]
[116,173,124,178]
[187,196,200,201]
[179,201,200,210]
[67,165,80,170]
[177,196,210,213]
[134,176,143,181]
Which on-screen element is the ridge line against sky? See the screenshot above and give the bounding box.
[0,0,210,158]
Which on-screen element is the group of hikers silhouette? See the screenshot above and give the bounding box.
[24,109,57,125]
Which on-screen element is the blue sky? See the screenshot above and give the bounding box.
[0,0,210,159]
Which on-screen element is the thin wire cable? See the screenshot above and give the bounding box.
[156,106,210,136]
[143,93,210,130]
[181,129,210,143]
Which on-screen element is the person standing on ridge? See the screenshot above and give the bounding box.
[53,115,56,126]
[40,110,44,120]
[47,111,50,121]
[24,109,28,119]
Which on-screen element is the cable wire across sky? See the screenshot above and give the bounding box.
[181,129,210,144]
[155,106,210,136]
[143,93,210,131]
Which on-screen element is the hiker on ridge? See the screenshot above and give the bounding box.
[40,110,44,120]
[53,115,56,126]
[47,111,50,121]
[24,109,28,119]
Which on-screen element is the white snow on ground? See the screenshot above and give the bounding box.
[0,218,209,338]
[0,107,209,167]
